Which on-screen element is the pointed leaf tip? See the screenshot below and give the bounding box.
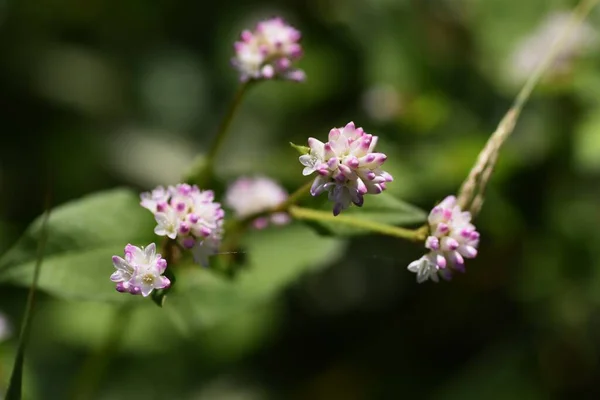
[290,142,310,155]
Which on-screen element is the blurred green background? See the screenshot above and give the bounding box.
[2,0,600,398]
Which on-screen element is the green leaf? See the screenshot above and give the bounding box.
[305,192,427,237]
[0,188,156,302]
[290,141,310,155]
[167,222,345,329]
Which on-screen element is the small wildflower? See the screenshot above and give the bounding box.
[0,311,11,342]
[225,176,291,229]
[111,243,170,297]
[232,17,304,82]
[407,195,480,283]
[299,121,393,215]
[140,184,225,267]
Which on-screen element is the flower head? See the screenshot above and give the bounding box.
[140,184,225,267]
[407,195,480,283]
[111,243,170,297]
[232,17,305,82]
[225,176,291,229]
[299,121,393,215]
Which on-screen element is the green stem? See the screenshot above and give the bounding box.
[288,206,428,242]
[456,0,599,213]
[6,180,52,400]
[272,180,313,213]
[217,180,313,269]
[204,81,254,174]
[232,179,313,226]
[511,0,598,114]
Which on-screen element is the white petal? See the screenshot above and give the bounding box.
[140,283,154,297]
[144,243,156,260]
[154,212,170,225]
[302,166,315,176]
[407,258,423,273]
[157,276,171,290]
[110,270,129,282]
[128,245,146,264]
[307,138,325,156]
[299,154,313,167]
[112,256,130,272]
[154,226,172,238]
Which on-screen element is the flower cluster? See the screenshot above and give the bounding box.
[140,184,225,267]
[111,243,170,296]
[225,176,291,229]
[407,196,480,283]
[104,13,491,298]
[299,121,393,215]
[232,17,305,82]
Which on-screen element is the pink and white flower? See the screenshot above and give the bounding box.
[232,17,305,82]
[111,243,170,297]
[225,176,290,229]
[299,121,393,215]
[407,195,480,283]
[140,183,225,267]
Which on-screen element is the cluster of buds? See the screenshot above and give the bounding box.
[232,17,305,82]
[140,184,225,267]
[225,176,291,229]
[407,196,480,283]
[299,121,393,215]
[111,243,170,296]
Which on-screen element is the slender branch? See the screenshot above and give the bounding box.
[269,179,313,214]
[186,80,255,186]
[217,180,312,268]
[6,177,52,399]
[457,0,599,214]
[204,81,254,172]
[231,179,314,226]
[288,206,428,241]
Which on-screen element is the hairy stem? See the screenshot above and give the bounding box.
[288,206,428,241]
[457,0,599,215]
[202,81,254,180]
[219,180,312,268]
[269,180,313,214]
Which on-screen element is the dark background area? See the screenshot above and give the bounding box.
[2,0,600,399]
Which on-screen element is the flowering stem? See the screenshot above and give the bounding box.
[201,81,254,182]
[288,206,428,241]
[6,184,51,399]
[271,179,313,213]
[218,180,313,266]
[456,0,599,215]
